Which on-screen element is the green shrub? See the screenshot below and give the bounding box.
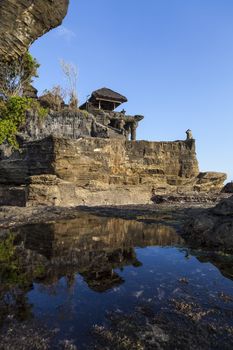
[0,233,16,264]
[0,52,39,96]
[0,96,48,148]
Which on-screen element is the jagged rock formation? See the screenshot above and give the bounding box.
[0,136,226,206]
[222,182,233,193]
[0,0,69,60]
[183,195,233,252]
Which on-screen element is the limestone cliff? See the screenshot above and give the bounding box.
[0,136,226,206]
[0,0,69,60]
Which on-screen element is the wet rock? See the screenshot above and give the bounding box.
[213,195,233,216]
[183,195,233,252]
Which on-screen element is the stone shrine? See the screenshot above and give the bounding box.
[80,88,144,140]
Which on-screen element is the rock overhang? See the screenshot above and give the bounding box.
[0,0,69,60]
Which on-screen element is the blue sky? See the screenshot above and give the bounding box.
[30,0,233,181]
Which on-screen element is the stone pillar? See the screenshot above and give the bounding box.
[131,122,138,141]
[186,129,193,140]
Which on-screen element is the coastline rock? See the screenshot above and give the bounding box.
[152,194,219,204]
[183,195,233,252]
[0,0,69,60]
[0,136,226,207]
[212,195,233,216]
[222,182,233,194]
[194,172,227,193]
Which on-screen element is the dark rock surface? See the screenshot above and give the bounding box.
[151,193,222,204]
[0,0,69,60]
[0,202,215,230]
[222,182,233,193]
[183,195,233,252]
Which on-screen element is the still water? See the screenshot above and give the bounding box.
[0,212,233,349]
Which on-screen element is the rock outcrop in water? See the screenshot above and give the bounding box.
[0,135,226,206]
[0,0,69,60]
[183,195,233,252]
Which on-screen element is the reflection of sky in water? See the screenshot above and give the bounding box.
[28,247,233,349]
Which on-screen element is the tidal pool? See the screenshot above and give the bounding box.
[0,212,233,349]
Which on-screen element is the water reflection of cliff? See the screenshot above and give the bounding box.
[17,213,182,292]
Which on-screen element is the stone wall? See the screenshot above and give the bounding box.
[52,137,199,186]
[0,136,226,206]
[22,110,106,141]
[19,110,124,142]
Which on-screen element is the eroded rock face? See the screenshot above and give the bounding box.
[0,136,226,207]
[21,110,111,141]
[195,172,227,193]
[0,0,69,60]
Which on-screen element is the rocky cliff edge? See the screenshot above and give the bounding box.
[0,0,69,60]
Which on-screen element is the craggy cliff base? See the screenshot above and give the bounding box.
[183,195,233,252]
[0,136,226,207]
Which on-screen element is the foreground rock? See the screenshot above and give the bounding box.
[151,193,225,204]
[183,195,233,252]
[222,182,233,193]
[0,0,69,60]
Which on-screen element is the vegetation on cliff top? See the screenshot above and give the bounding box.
[0,52,39,96]
[0,96,47,148]
[0,52,47,147]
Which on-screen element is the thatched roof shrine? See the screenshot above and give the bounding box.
[80,87,128,111]
[79,87,144,141]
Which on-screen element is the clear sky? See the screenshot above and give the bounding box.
[30,0,233,181]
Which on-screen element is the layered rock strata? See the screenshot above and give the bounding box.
[0,0,69,60]
[0,136,226,206]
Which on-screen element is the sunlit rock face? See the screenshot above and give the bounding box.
[0,136,226,206]
[0,0,69,60]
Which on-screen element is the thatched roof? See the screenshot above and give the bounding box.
[91,88,128,103]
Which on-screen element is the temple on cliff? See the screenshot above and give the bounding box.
[80,88,144,141]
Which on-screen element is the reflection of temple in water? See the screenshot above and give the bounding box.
[16,213,182,292]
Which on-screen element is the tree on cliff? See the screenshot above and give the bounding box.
[0,52,39,96]
[0,53,47,148]
[60,59,78,108]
